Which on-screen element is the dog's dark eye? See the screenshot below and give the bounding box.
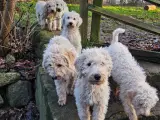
[57,4,58,6]
[49,64,52,66]
[87,62,91,66]
[48,5,51,7]
[57,64,62,67]
[73,18,76,20]
[67,17,70,19]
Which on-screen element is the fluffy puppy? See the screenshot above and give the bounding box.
[35,0,56,31]
[74,47,112,120]
[53,0,69,31]
[61,11,83,54]
[107,28,159,120]
[42,36,77,106]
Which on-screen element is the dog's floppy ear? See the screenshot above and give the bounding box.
[62,12,67,28]
[77,15,83,27]
[63,50,77,69]
[43,3,48,18]
[100,48,112,76]
[74,54,85,73]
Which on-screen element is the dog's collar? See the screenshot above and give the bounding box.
[51,77,66,82]
[52,77,56,80]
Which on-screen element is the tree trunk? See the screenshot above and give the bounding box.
[0,0,16,57]
[0,0,6,29]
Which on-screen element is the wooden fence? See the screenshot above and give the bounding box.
[79,0,160,63]
[80,0,160,45]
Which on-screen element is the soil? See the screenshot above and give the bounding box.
[0,101,39,120]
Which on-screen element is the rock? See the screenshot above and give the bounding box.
[5,54,15,65]
[0,72,20,87]
[0,95,4,106]
[7,80,32,107]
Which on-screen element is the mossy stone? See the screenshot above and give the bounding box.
[0,72,20,87]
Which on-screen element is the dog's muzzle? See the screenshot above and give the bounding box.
[89,74,104,85]
[56,8,61,12]
[67,22,73,28]
[51,10,55,13]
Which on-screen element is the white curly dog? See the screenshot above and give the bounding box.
[42,36,77,106]
[61,11,83,54]
[53,0,69,31]
[107,28,159,120]
[74,47,112,120]
[35,0,56,31]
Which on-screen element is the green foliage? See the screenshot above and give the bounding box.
[15,1,36,25]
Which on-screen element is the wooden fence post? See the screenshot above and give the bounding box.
[80,0,88,47]
[90,0,103,44]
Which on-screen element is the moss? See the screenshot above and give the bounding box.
[32,26,54,59]
[0,72,20,87]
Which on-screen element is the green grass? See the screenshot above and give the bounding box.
[68,4,160,23]
[103,6,160,23]
[15,2,160,24]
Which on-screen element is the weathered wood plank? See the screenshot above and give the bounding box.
[80,0,88,47]
[90,0,103,43]
[94,43,160,64]
[144,0,160,6]
[88,5,160,35]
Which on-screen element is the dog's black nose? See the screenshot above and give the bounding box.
[69,22,73,26]
[57,8,61,12]
[51,10,54,13]
[94,74,101,81]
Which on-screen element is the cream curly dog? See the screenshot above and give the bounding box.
[42,36,77,106]
[35,0,56,31]
[74,47,112,120]
[61,11,83,54]
[107,28,159,120]
[53,0,69,30]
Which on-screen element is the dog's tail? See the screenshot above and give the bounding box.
[111,28,125,44]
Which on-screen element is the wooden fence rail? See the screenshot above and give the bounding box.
[144,0,160,6]
[80,0,160,46]
[89,5,160,35]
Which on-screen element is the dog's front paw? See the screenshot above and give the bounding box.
[58,99,66,106]
[57,27,61,31]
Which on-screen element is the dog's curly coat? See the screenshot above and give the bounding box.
[107,28,159,120]
[61,11,83,54]
[35,0,56,31]
[74,47,112,120]
[53,0,69,30]
[42,36,77,106]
